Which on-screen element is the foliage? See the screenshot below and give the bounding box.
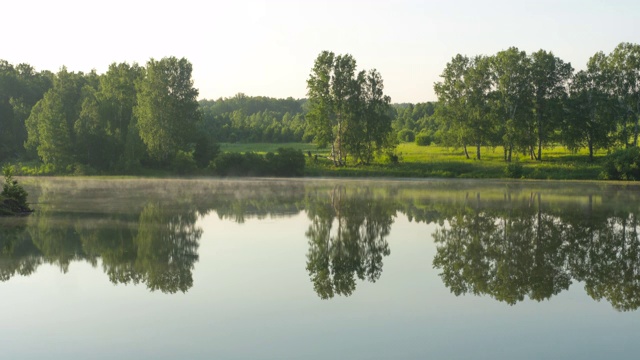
[1,165,30,214]
[267,147,306,176]
[193,135,220,169]
[211,147,305,177]
[135,57,200,163]
[0,61,53,162]
[397,128,415,142]
[415,132,432,146]
[307,51,394,166]
[601,147,640,180]
[199,94,308,143]
[171,150,198,175]
[503,161,523,178]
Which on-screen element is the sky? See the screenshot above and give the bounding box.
[3,0,639,103]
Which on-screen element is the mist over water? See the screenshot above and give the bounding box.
[2,177,640,359]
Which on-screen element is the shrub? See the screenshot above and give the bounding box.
[397,129,415,143]
[211,152,266,176]
[211,148,305,177]
[504,161,523,179]
[1,165,30,213]
[193,136,220,168]
[601,147,640,180]
[172,150,198,175]
[269,147,305,176]
[415,132,432,146]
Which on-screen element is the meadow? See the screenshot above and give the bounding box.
[220,142,606,180]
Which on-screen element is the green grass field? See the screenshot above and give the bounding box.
[220,142,607,180]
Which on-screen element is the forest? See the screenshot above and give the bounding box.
[0,42,639,176]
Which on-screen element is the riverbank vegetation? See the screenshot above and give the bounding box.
[0,165,31,215]
[1,42,639,180]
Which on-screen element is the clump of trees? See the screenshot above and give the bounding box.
[25,57,207,172]
[2,57,212,174]
[306,51,395,166]
[428,43,640,161]
[199,94,309,143]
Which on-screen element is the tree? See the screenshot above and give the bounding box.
[24,90,73,167]
[434,55,493,160]
[345,69,393,164]
[134,57,200,164]
[98,62,144,169]
[489,47,533,162]
[608,42,640,147]
[0,61,52,161]
[307,51,394,166]
[529,50,573,160]
[563,52,615,160]
[433,55,473,158]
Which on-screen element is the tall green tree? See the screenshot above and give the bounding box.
[529,50,573,160]
[434,55,493,160]
[307,51,393,165]
[98,62,144,168]
[433,55,473,158]
[563,52,615,160]
[608,42,640,147]
[134,57,200,164]
[0,61,52,161]
[345,69,393,164]
[24,68,90,168]
[489,47,533,161]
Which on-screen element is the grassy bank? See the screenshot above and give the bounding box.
[5,142,609,180]
[220,142,606,180]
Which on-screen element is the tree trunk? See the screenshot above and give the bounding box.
[634,110,639,147]
[537,110,543,161]
[476,143,481,160]
[588,139,594,162]
[507,146,512,162]
[331,142,338,166]
[463,144,470,159]
[529,145,537,160]
[337,114,343,166]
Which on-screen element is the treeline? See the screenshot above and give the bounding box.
[199,94,310,143]
[422,42,640,161]
[3,42,639,174]
[0,57,215,174]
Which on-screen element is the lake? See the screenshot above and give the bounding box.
[1,177,639,359]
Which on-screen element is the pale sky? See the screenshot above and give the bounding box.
[3,0,639,103]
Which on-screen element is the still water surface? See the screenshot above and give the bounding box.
[1,177,639,359]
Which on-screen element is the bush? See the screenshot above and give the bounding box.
[211,152,266,176]
[504,161,523,179]
[172,150,198,175]
[269,147,305,176]
[397,129,415,143]
[601,147,640,180]
[193,136,220,168]
[1,165,30,213]
[415,132,432,146]
[211,148,305,177]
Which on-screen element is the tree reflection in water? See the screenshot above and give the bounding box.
[2,179,640,310]
[0,180,203,294]
[305,186,396,299]
[430,189,640,311]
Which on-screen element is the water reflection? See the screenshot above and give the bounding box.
[305,186,396,299]
[1,178,640,310]
[429,189,640,311]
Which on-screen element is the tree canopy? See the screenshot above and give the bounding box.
[306,51,394,165]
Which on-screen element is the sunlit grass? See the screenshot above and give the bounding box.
[219,142,322,154]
